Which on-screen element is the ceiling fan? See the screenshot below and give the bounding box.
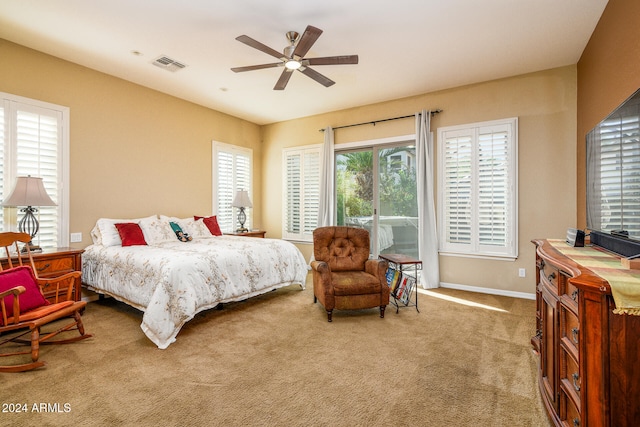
[231,25,358,90]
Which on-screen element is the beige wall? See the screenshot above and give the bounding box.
[0,39,262,247]
[577,0,640,228]
[263,66,578,295]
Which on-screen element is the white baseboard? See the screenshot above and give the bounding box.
[437,282,536,300]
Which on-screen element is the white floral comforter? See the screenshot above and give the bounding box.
[82,236,308,349]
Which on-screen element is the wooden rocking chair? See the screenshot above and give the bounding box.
[0,232,92,373]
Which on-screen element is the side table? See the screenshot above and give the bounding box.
[225,230,266,238]
[0,247,84,301]
[378,253,422,313]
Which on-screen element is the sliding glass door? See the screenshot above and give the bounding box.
[336,142,418,257]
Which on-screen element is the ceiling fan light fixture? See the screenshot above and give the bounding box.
[284,59,302,70]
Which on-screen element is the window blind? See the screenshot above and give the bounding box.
[1,94,67,249]
[438,118,517,258]
[283,145,320,241]
[213,142,252,233]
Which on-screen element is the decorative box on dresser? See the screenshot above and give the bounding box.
[532,239,640,427]
[0,247,83,302]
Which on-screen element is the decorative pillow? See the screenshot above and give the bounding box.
[90,224,102,245]
[114,223,148,246]
[0,266,49,322]
[194,215,222,236]
[139,216,175,245]
[161,216,212,239]
[95,216,157,247]
[170,222,192,242]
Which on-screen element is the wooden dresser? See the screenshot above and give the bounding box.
[0,247,83,302]
[532,239,640,427]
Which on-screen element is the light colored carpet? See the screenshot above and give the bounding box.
[1,275,550,426]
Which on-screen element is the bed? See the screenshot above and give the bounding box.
[82,215,309,349]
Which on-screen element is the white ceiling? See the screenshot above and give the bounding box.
[0,0,608,125]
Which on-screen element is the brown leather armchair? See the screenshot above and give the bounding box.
[310,226,390,322]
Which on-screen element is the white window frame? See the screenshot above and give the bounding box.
[437,117,518,260]
[282,144,321,242]
[212,141,253,233]
[1,92,70,248]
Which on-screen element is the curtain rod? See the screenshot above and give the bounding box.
[319,109,442,132]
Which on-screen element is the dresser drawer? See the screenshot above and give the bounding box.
[560,345,581,408]
[560,304,579,356]
[33,255,75,276]
[559,386,581,427]
[540,261,559,291]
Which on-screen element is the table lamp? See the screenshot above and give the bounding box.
[2,175,57,252]
[232,190,252,232]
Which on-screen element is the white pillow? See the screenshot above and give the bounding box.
[90,224,102,245]
[96,215,157,247]
[139,216,176,245]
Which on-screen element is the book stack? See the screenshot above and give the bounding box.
[385,267,416,306]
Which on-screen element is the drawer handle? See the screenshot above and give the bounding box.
[573,418,580,427]
[547,272,556,281]
[37,263,51,273]
[571,289,578,301]
[572,372,581,392]
[571,327,579,344]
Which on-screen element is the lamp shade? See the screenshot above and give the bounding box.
[2,176,56,207]
[232,190,253,208]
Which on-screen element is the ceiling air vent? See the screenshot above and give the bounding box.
[152,55,187,72]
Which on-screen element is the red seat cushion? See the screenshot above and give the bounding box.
[0,266,49,322]
[6,300,74,324]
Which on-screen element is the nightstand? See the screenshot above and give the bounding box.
[225,230,266,238]
[0,247,84,301]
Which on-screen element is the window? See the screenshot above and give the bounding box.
[212,141,252,233]
[0,92,69,249]
[336,141,419,258]
[282,145,321,242]
[438,118,518,259]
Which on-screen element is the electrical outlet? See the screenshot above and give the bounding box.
[518,268,526,278]
[70,232,82,243]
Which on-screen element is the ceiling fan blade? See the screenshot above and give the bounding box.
[236,35,285,60]
[231,63,282,73]
[293,25,322,58]
[306,55,359,66]
[300,67,335,87]
[274,69,294,90]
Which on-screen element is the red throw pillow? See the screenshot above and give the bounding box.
[115,223,147,246]
[0,266,49,321]
[194,215,222,236]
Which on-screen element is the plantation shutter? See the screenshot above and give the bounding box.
[439,118,517,258]
[303,150,320,235]
[1,95,66,249]
[284,152,301,235]
[213,142,252,233]
[442,131,473,248]
[283,145,320,241]
[477,125,511,251]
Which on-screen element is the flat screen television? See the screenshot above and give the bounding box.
[586,88,640,257]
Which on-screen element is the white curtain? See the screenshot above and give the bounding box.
[318,126,335,227]
[416,110,440,289]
